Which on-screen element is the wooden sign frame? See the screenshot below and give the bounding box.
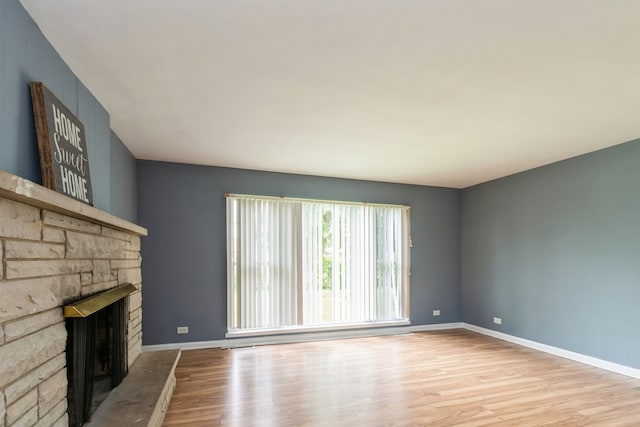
[30,82,94,205]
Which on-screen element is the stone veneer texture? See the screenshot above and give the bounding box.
[0,196,144,427]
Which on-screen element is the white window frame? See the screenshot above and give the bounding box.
[226,194,411,337]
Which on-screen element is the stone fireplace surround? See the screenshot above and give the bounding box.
[0,169,147,427]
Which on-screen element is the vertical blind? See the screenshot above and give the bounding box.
[227,195,410,333]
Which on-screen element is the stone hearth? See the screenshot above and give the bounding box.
[0,169,146,427]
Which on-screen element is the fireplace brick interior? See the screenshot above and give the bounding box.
[0,174,146,427]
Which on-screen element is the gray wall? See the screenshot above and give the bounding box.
[461,139,640,369]
[109,131,137,223]
[137,160,461,345]
[1,0,136,217]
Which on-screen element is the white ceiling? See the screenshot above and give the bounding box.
[20,0,640,188]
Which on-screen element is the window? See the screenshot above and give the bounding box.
[226,195,410,335]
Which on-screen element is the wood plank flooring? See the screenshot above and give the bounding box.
[163,329,640,426]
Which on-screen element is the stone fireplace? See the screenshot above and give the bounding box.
[0,169,146,427]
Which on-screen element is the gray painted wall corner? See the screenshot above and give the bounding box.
[461,139,640,369]
[110,130,138,223]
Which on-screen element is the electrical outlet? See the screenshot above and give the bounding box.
[177,326,189,334]
[432,310,441,316]
[493,317,502,325]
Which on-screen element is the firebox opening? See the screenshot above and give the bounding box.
[92,307,113,413]
[64,285,134,427]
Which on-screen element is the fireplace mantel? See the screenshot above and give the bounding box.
[0,169,146,237]
[0,168,147,427]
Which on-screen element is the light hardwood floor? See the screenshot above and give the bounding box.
[163,329,640,426]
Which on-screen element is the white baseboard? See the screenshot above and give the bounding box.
[462,323,640,380]
[142,322,462,352]
[142,322,640,380]
[407,322,463,332]
[142,339,227,352]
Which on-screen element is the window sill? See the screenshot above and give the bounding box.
[226,319,411,339]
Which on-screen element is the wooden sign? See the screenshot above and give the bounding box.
[30,82,93,205]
